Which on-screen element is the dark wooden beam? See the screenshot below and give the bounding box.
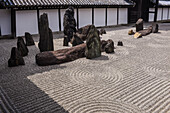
[168,8,169,19]
[77,8,79,29]
[92,8,94,25]
[37,9,40,33]
[154,0,159,22]
[117,8,119,25]
[105,8,107,26]
[0,26,1,36]
[58,8,61,31]
[11,9,16,38]
[161,7,163,20]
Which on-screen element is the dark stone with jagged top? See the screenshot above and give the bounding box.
[152,23,159,33]
[17,37,29,56]
[136,18,143,32]
[25,32,35,46]
[117,41,123,46]
[8,47,25,67]
[105,39,114,53]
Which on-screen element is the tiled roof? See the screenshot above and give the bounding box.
[0,0,133,8]
[152,0,170,6]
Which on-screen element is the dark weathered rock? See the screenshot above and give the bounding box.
[105,39,114,53]
[63,36,69,46]
[101,40,108,52]
[17,37,29,56]
[8,47,25,67]
[136,18,143,32]
[100,28,106,35]
[63,6,76,45]
[25,32,35,46]
[70,34,84,46]
[128,29,135,35]
[36,43,86,66]
[85,25,101,59]
[152,23,159,33]
[138,26,153,36]
[38,13,54,52]
[117,41,123,46]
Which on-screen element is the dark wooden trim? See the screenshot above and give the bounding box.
[92,8,94,25]
[11,9,16,38]
[77,8,79,29]
[161,7,163,20]
[37,9,40,33]
[117,8,119,25]
[0,26,1,36]
[58,8,61,31]
[105,8,107,26]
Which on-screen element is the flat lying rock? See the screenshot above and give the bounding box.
[36,43,86,66]
[8,47,25,67]
[25,32,35,46]
[134,32,142,39]
[85,25,101,59]
[17,37,29,56]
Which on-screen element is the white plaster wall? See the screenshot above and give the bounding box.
[79,8,92,28]
[107,8,117,26]
[0,9,11,35]
[119,8,128,24]
[163,8,168,20]
[40,9,59,32]
[157,8,162,21]
[16,10,38,36]
[94,8,105,27]
[168,8,170,19]
[60,8,77,31]
[149,8,155,22]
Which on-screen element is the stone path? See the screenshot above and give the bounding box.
[0,23,170,113]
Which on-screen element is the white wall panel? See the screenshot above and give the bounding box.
[119,8,127,24]
[60,9,77,31]
[79,8,92,28]
[163,8,168,20]
[107,8,117,26]
[16,10,38,36]
[0,9,11,35]
[149,8,155,22]
[168,8,170,19]
[157,8,162,21]
[94,8,105,27]
[40,9,59,32]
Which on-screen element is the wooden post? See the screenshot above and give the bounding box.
[154,0,159,22]
[105,7,107,26]
[11,9,16,38]
[92,8,94,25]
[117,8,119,25]
[58,8,61,31]
[37,9,40,33]
[77,8,79,29]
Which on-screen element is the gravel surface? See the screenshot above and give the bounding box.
[0,23,170,113]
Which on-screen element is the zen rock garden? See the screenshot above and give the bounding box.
[8,7,159,67]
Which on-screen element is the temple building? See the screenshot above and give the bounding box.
[0,0,170,37]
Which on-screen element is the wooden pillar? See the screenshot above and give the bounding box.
[77,8,79,29]
[11,9,16,38]
[117,8,119,25]
[92,8,94,25]
[154,0,159,22]
[0,26,1,36]
[58,8,61,31]
[37,9,40,33]
[105,7,107,26]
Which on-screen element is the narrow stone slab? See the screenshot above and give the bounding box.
[136,18,143,32]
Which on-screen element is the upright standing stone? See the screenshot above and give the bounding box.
[38,13,54,52]
[152,23,159,33]
[63,6,76,46]
[8,47,25,67]
[136,18,143,32]
[17,37,29,56]
[85,25,101,59]
[25,32,35,46]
